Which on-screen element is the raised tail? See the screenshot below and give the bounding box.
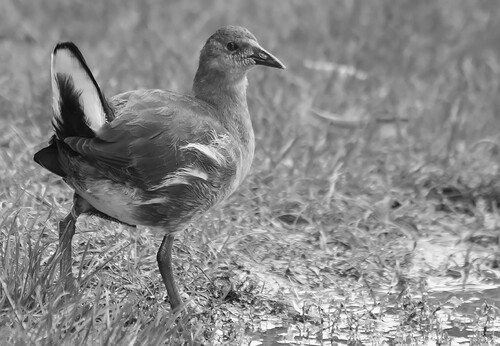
[34,42,113,177]
[51,42,113,138]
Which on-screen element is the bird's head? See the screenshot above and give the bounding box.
[198,26,285,81]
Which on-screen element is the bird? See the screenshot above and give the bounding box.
[33,25,285,310]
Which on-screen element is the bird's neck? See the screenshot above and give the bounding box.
[192,68,253,146]
[193,68,248,111]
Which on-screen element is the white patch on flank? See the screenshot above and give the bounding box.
[181,143,227,166]
[151,175,190,190]
[133,197,169,205]
[51,47,106,132]
[150,167,208,190]
[186,167,209,180]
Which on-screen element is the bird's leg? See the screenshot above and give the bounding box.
[58,210,78,291]
[157,234,183,310]
[58,195,85,291]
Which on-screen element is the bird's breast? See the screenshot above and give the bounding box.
[225,122,255,197]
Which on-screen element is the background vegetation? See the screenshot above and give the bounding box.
[1,0,500,344]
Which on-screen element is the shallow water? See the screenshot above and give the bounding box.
[248,235,500,345]
[249,285,500,345]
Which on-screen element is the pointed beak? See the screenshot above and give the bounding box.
[251,45,286,69]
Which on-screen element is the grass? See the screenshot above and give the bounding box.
[1,0,500,344]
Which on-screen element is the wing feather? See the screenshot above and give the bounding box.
[64,90,230,187]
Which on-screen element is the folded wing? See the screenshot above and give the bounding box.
[64,90,235,189]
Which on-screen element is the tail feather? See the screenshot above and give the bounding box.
[34,42,113,177]
[33,140,66,177]
[51,42,113,139]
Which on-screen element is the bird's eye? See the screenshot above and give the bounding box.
[226,42,239,51]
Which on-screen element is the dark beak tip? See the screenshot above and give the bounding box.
[266,60,285,70]
[269,61,286,70]
[252,46,286,70]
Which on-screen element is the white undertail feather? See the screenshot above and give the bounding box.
[51,47,106,133]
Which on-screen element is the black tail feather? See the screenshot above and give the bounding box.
[34,41,113,177]
[52,73,96,139]
[52,42,115,130]
[51,42,114,140]
[33,138,66,177]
